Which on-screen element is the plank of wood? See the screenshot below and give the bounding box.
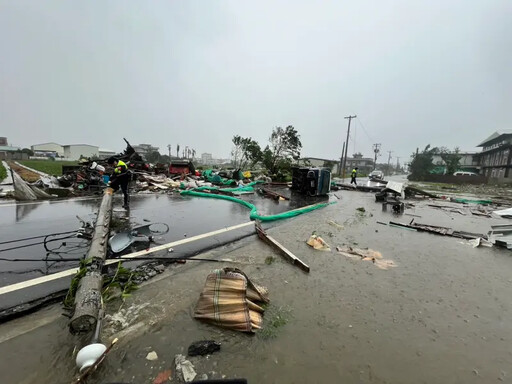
[255,223,310,273]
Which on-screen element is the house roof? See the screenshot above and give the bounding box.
[477,131,512,147]
[62,144,99,149]
[0,146,20,152]
[32,142,62,147]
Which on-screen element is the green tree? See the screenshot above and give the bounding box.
[262,126,302,175]
[21,148,34,156]
[439,147,461,175]
[408,144,438,181]
[231,135,262,170]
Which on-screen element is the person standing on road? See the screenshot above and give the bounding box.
[107,157,131,209]
[350,167,358,186]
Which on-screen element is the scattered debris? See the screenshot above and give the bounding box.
[194,268,269,333]
[336,246,397,270]
[493,207,512,218]
[188,340,221,356]
[488,224,512,249]
[468,238,493,248]
[389,221,485,240]
[256,223,310,272]
[327,220,344,230]
[146,351,159,361]
[306,234,331,251]
[356,207,366,213]
[153,369,172,384]
[175,354,197,382]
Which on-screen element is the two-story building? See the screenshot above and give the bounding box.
[476,131,512,180]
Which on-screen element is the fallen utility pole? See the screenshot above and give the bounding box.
[69,187,113,333]
[255,222,310,273]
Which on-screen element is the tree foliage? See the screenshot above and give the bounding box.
[231,135,262,170]
[262,126,302,175]
[408,144,438,181]
[439,147,461,175]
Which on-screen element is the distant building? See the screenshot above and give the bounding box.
[201,153,213,165]
[99,148,116,159]
[299,157,340,174]
[0,144,27,160]
[63,144,99,160]
[133,144,159,157]
[431,152,480,174]
[31,142,99,160]
[31,142,65,157]
[476,130,512,180]
[0,137,7,146]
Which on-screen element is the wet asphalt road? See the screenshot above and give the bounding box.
[1,183,512,384]
[0,189,325,312]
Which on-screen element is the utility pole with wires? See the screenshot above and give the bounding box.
[342,115,357,180]
[386,151,393,176]
[396,156,401,173]
[372,143,381,169]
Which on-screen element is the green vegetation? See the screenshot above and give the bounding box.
[18,159,78,176]
[258,305,292,340]
[0,161,7,182]
[265,255,276,265]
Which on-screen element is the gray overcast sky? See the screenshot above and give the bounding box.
[1,0,511,164]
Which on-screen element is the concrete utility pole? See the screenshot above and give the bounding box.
[342,115,357,180]
[339,141,346,177]
[373,143,381,169]
[387,151,393,176]
[70,187,113,333]
[167,144,171,159]
[396,156,400,173]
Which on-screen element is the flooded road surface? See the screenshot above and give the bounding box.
[1,189,512,383]
[0,191,319,313]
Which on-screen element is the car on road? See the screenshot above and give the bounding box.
[369,170,384,181]
[453,171,478,176]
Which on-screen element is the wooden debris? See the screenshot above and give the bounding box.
[255,222,310,273]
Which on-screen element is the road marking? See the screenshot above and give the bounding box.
[0,221,254,296]
[0,196,101,208]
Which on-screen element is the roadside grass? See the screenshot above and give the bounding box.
[0,161,6,182]
[17,160,78,176]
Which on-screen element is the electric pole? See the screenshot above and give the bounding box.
[387,151,393,176]
[342,115,357,179]
[339,141,345,177]
[167,144,171,159]
[396,156,400,173]
[372,143,381,169]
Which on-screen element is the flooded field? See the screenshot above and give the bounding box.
[1,188,511,383]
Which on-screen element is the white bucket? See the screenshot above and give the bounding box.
[90,162,106,173]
